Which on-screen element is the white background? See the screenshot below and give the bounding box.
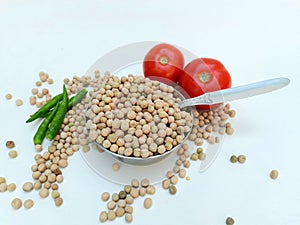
[0,0,300,225]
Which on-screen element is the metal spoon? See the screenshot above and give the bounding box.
[179,77,290,109]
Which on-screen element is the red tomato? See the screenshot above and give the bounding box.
[178,58,232,110]
[143,43,184,82]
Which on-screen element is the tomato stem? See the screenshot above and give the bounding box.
[159,57,168,65]
[198,72,211,83]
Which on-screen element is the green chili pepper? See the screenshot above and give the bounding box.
[26,93,63,123]
[33,103,59,145]
[67,89,88,109]
[45,85,68,141]
[40,89,88,118]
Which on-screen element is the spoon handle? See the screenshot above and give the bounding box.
[179,77,290,108]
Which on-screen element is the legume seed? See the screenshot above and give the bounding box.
[8,150,18,159]
[24,199,34,209]
[131,179,139,188]
[23,182,34,192]
[125,205,133,214]
[230,155,238,163]
[52,190,60,199]
[11,198,22,209]
[39,188,49,198]
[270,170,279,180]
[237,155,246,164]
[8,183,17,192]
[107,210,116,221]
[116,207,125,217]
[99,211,108,222]
[5,93,13,100]
[124,185,131,194]
[55,197,63,207]
[112,193,119,202]
[119,190,127,199]
[139,187,146,197]
[144,197,152,209]
[125,213,133,223]
[226,217,235,225]
[107,201,116,210]
[0,177,6,184]
[6,141,15,149]
[0,183,8,192]
[101,192,110,201]
[169,185,177,195]
[141,178,150,188]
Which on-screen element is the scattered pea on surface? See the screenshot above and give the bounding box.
[39,188,49,198]
[54,197,63,207]
[99,211,108,222]
[24,199,34,209]
[0,183,8,192]
[118,199,127,208]
[125,205,133,214]
[186,176,191,181]
[170,175,178,185]
[47,78,54,84]
[8,150,18,158]
[270,169,279,180]
[36,81,42,87]
[131,179,139,188]
[56,174,64,183]
[11,198,22,209]
[35,144,43,152]
[141,178,150,188]
[226,127,234,135]
[125,195,134,205]
[144,197,152,209]
[162,179,170,189]
[22,182,34,192]
[169,185,177,195]
[130,188,139,199]
[237,155,246,164]
[107,210,116,221]
[125,213,133,223]
[146,185,156,195]
[119,190,127,200]
[139,187,146,197]
[190,153,198,161]
[179,169,186,178]
[230,155,238,163]
[112,193,119,202]
[52,183,59,191]
[101,192,110,202]
[124,185,131,194]
[5,93,13,100]
[6,141,15,149]
[107,201,116,210]
[113,207,123,217]
[8,183,17,192]
[198,152,206,161]
[0,177,6,184]
[34,181,42,190]
[52,190,60,199]
[226,217,235,225]
[15,99,23,106]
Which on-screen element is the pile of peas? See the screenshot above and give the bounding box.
[80,73,193,158]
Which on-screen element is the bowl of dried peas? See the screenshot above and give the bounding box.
[89,78,194,166]
[81,41,198,165]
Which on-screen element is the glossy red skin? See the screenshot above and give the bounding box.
[178,58,232,110]
[143,43,184,82]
